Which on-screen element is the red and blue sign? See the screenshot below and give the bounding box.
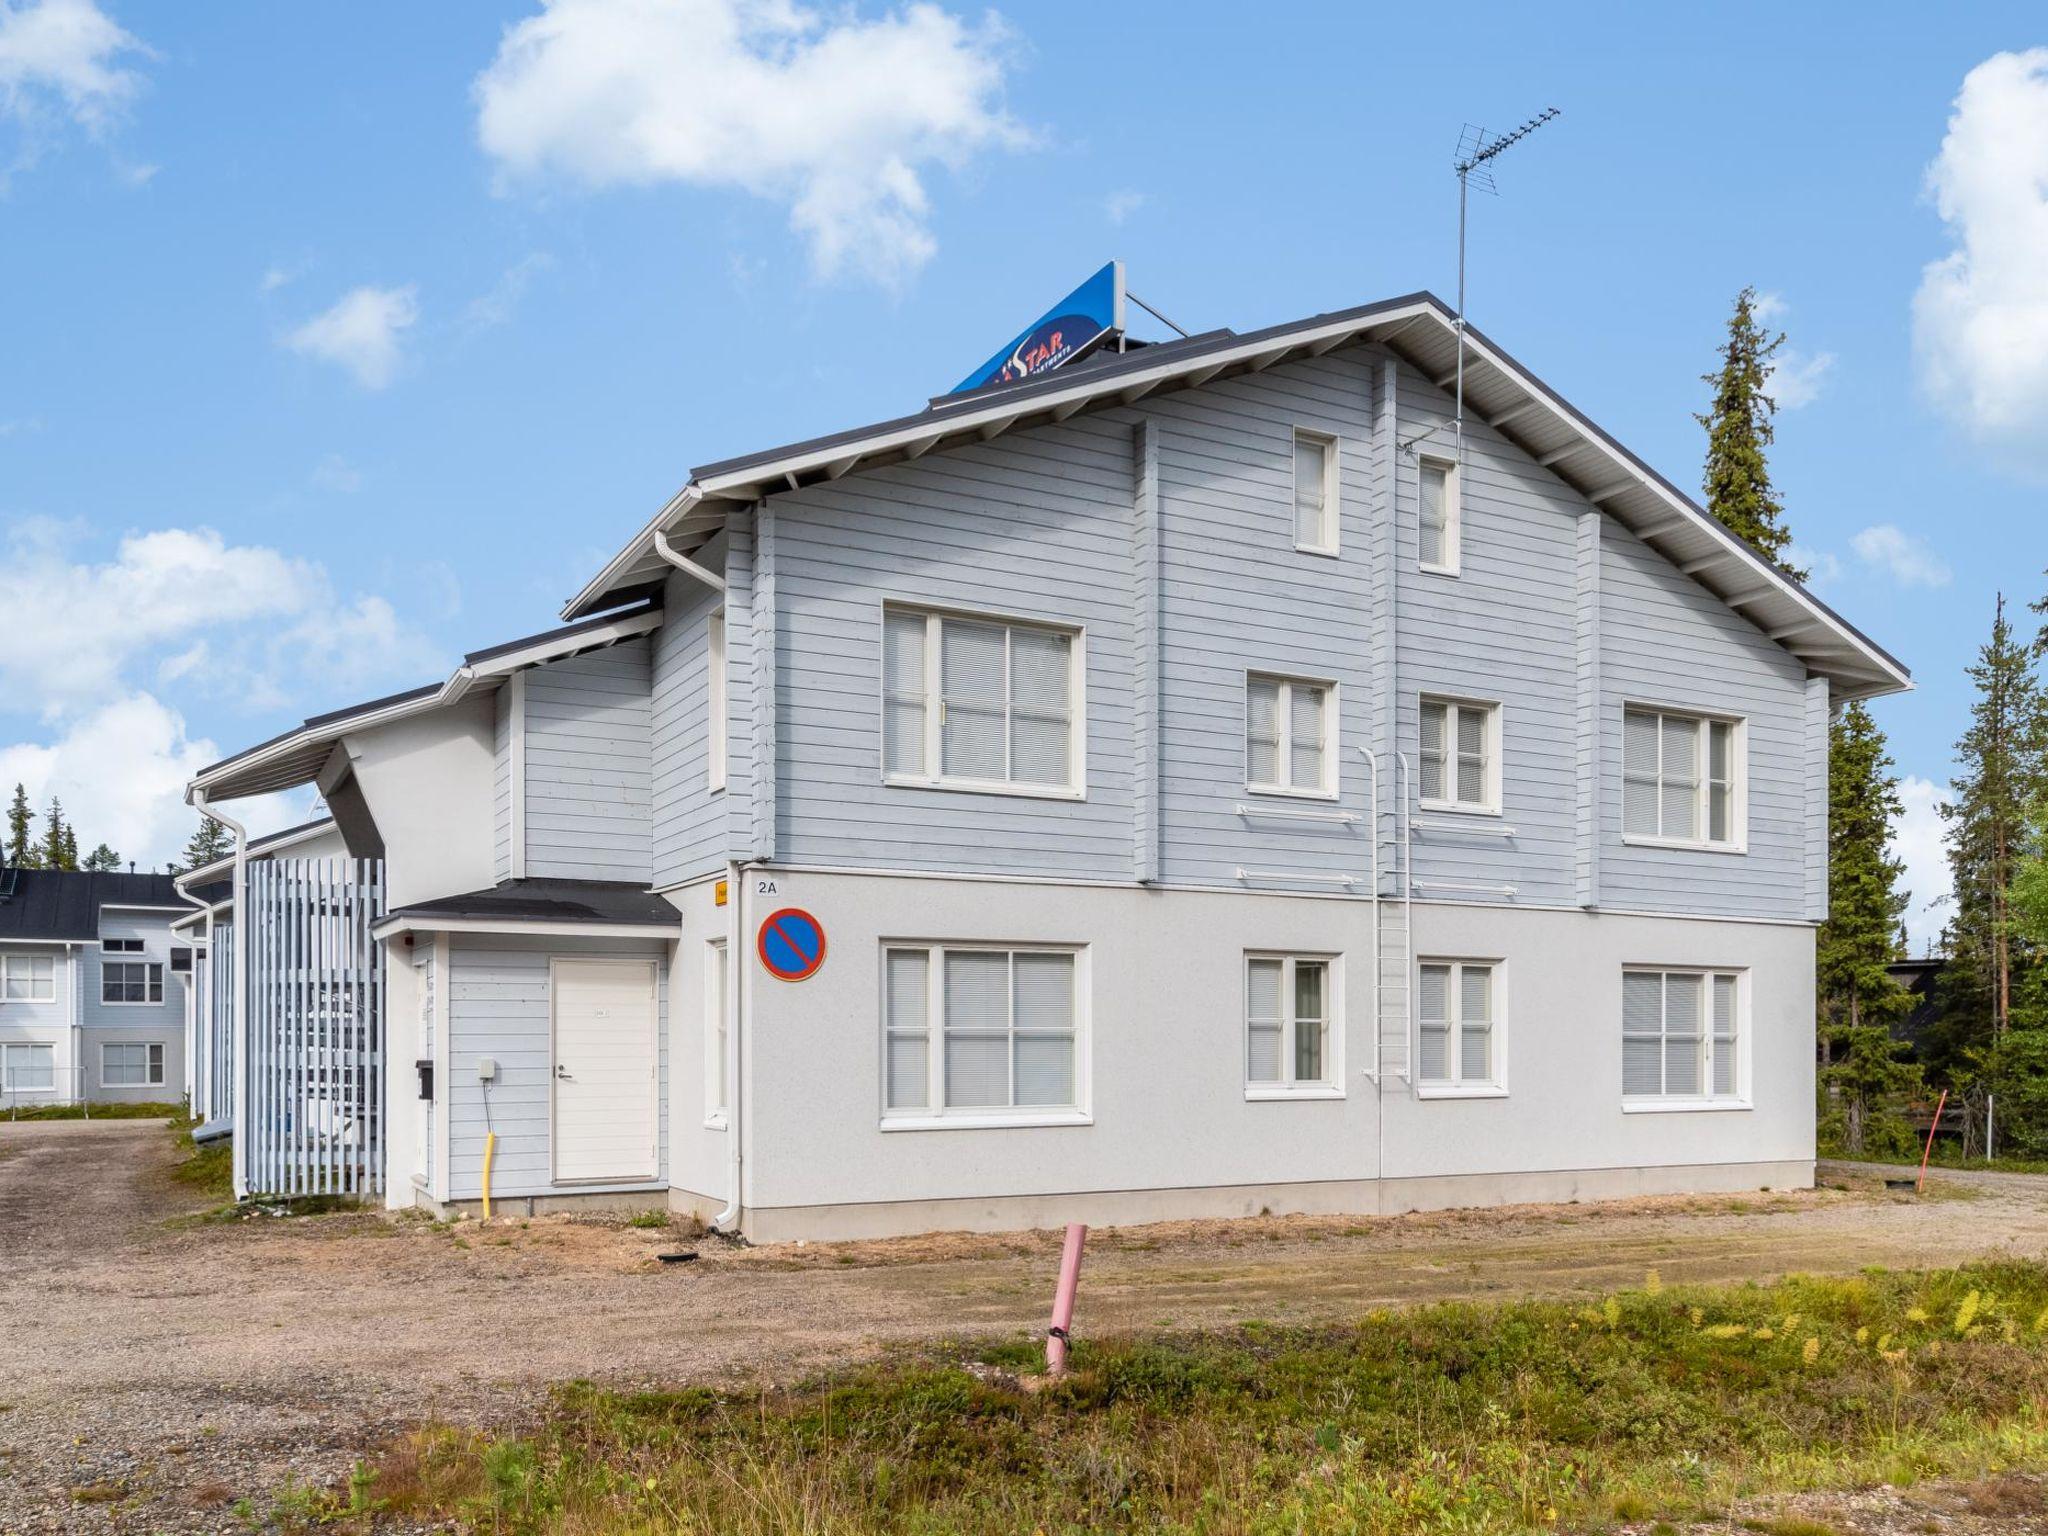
[757,907,827,982]
[950,261,1125,396]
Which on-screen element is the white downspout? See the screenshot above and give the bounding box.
[192,791,248,1197]
[712,858,748,1231]
[175,880,213,1119]
[654,529,726,592]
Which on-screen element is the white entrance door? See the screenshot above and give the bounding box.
[550,958,658,1184]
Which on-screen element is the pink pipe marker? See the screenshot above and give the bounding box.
[1046,1222,1088,1376]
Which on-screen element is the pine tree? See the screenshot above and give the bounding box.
[4,784,36,869]
[40,797,70,871]
[1938,594,2046,1059]
[82,843,122,872]
[1697,287,1804,577]
[181,815,232,872]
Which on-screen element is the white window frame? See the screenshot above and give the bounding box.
[1418,695,1502,816]
[1244,952,1344,1100]
[101,959,164,1006]
[1622,706,1747,853]
[880,604,1087,800]
[1621,966,1749,1112]
[100,1040,165,1088]
[101,937,144,954]
[0,1040,56,1094]
[879,941,1091,1131]
[1418,456,1461,575]
[1291,428,1340,556]
[1245,672,1338,799]
[1,953,56,1003]
[706,609,728,794]
[703,939,729,1129]
[1416,957,1507,1098]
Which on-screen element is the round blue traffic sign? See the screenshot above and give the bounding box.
[757,907,826,982]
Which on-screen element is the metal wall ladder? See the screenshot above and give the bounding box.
[1361,749,1413,1083]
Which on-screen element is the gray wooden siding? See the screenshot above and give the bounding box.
[83,909,188,1032]
[492,684,513,883]
[650,565,729,887]
[521,638,653,883]
[1598,519,1812,919]
[443,934,668,1198]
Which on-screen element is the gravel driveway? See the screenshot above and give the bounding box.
[6,1120,2048,1533]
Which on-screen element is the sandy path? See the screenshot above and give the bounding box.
[4,1121,2046,1532]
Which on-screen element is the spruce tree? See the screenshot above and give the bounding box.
[59,824,78,871]
[4,784,35,869]
[40,797,68,871]
[82,843,121,872]
[1697,287,1804,577]
[1938,594,2046,1058]
[181,815,232,872]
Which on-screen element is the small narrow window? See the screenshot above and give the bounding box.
[1623,968,1745,1104]
[882,607,1080,794]
[706,609,728,793]
[1246,674,1334,796]
[1418,697,1498,813]
[1623,708,1742,849]
[1419,458,1459,573]
[1246,954,1338,1093]
[704,940,729,1126]
[1418,959,1502,1092]
[1292,430,1338,553]
[101,937,143,954]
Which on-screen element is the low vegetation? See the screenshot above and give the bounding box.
[4,1099,184,1122]
[166,1111,232,1203]
[263,1260,2048,1534]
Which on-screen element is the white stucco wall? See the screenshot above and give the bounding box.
[341,695,499,909]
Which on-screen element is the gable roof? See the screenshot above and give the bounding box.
[0,869,186,943]
[188,601,663,803]
[563,291,1907,700]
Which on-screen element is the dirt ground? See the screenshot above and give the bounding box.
[6,1119,2048,1534]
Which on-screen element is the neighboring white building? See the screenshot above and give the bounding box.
[0,865,194,1109]
[185,289,1911,1239]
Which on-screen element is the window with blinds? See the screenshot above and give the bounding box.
[883,606,1079,793]
[883,945,1083,1121]
[704,940,729,1127]
[706,609,728,793]
[1292,429,1338,553]
[1245,954,1338,1093]
[1418,959,1501,1092]
[1,954,54,1001]
[1622,969,1742,1102]
[1419,697,1498,813]
[1623,708,1740,848]
[0,1041,54,1092]
[1246,674,1334,796]
[1419,458,1459,573]
[101,1041,164,1087]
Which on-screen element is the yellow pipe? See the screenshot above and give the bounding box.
[481,1130,497,1220]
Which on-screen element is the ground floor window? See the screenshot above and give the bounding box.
[1418,959,1502,1093]
[2,953,55,1002]
[704,940,729,1127]
[101,1041,164,1088]
[1623,968,1742,1103]
[1245,953,1338,1093]
[1,1041,54,1092]
[102,960,163,1005]
[883,944,1082,1121]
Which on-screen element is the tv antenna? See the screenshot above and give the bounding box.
[1449,107,1560,451]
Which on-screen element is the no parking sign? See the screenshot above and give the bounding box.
[757,907,826,982]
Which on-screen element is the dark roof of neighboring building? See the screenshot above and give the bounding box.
[380,878,678,930]
[0,868,187,943]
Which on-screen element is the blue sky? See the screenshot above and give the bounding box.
[2,2,2044,945]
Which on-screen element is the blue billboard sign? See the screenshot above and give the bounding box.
[951,261,1124,396]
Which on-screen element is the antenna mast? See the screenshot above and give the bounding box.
[1452,107,1560,453]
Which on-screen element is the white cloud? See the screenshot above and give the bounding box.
[1751,291,1788,324]
[1912,49,2048,471]
[473,0,1028,285]
[463,251,555,332]
[284,284,419,389]
[1787,544,1843,587]
[0,0,148,134]
[1851,523,1953,588]
[0,693,309,873]
[1894,774,1951,956]
[1103,188,1145,225]
[1768,348,1835,410]
[0,519,440,717]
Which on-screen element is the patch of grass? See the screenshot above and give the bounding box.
[1830,1147,2048,1177]
[1743,1517,1849,1536]
[165,1112,232,1204]
[624,1209,671,1230]
[7,1099,185,1121]
[339,1260,2048,1536]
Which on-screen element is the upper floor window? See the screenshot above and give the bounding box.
[102,960,163,1005]
[102,937,144,954]
[1419,696,1499,814]
[1624,708,1741,850]
[1419,959,1502,1095]
[706,609,728,793]
[883,943,1084,1125]
[704,939,729,1128]
[1246,674,1334,797]
[1419,458,1460,573]
[1623,968,1743,1105]
[1,954,54,1002]
[1293,430,1338,553]
[883,606,1081,796]
[1246,953,1338,1096]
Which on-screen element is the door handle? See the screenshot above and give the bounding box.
[555,1065,573,1081]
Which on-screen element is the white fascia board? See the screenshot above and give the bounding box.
[0,936,84,947]
[370,915,680,941]
[561,485,705,624]
[96,904,194,913]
